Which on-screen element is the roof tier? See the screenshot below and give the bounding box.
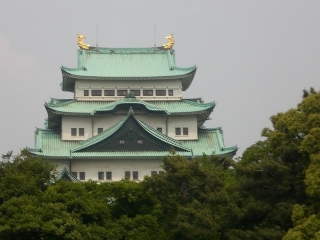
[61,47,197,92]
[28,118,237,159]
[45,97,215,129]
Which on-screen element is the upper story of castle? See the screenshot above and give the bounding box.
[60,35,197,101]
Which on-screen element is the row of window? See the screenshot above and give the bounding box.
[71,127,189,137]
[72,171,165,180]
[83,89,174,97]
[175,127,189,136]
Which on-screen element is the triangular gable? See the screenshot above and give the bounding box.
[52,166,80,183]
[72,110,190,153]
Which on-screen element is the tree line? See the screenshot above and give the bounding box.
[0,88,320,239]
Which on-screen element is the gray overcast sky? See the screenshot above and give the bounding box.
[1,1,319,157]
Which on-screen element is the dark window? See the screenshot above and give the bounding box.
[156,90,166,96]
[98,172,104,180]
[98,128,103,134]
[106,171,112,180]
[71,172,77,178]
[119,140,125,144]
[157,127,162,133]
[104,90,115,96]
[117,90,128,96]
[168,90,173,96]
[79,128,84,136]
[143,90,153,96]
[71,128,77,136]
[133,171,139,180]
[84,90,89,96]
[137,139,143,144]
[159,171,165,175]
[130,90,140,96]
[151,171,157,176]
[80,172,85,180]
[91,90,102,96]
[183,127,189,135]
[125,171,131,179]
[175,127,181,135]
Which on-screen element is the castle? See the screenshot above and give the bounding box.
[27,35,237,181]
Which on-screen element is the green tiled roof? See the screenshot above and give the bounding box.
[28,126,237,159]
[45,98,215,116]
[61,47,196,92]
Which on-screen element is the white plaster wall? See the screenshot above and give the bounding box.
[137,115,167,133]
[50,159,70,172]
[70,158,164,181]
[75,79,182,101]
[93,115,125,136]
[167,115,198,140]
[62,116,92,140]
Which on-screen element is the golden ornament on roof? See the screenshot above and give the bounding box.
[163,34,174,49]
[76,34,90,50]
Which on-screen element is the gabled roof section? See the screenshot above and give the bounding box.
[53,166,80,183]
[27,126,237,159]
[61,47,196,92]
[72,110,190,153]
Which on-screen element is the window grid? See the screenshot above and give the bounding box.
[106,171,112,180]
[143,90,153,96]
[125,171,131,179]
[91,90,102,96]
[175,127,181,135]
[133,171,139,180]
[98,128,103,134]
[168,90,173,96]
[183,127,189,135]
[130,90,141,96]
[71,128,77,136]
[98,172,104,180]
[79,128,84,136]
[117,90,128,96]
[84,90,89,96]
[80,172,85,180]
[104,90,115,96]
[156,90,166,96]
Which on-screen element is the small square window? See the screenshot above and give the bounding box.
[91,90,102,96]
[143,90,153,96]
[156,90,166,96]
[80,172,85,180]
[130,90,140,96]
[137,139,143,144]
[104,90,115,96]
[98,172,104,180]
[71,172,77,178]
[125,171,131,179]
[183,127,189,135]
[119,140,125,144]
[157,127,162,133]
[151,171,157,176]
[98,128,103,134]
[79,128,84,136]
[84,90,89,96]
[175,127,181,135]
[117,90,128,96]
[133,171,139,180]
[71,128,77,136]
[106,171,112,180]
[168,90,173,96]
